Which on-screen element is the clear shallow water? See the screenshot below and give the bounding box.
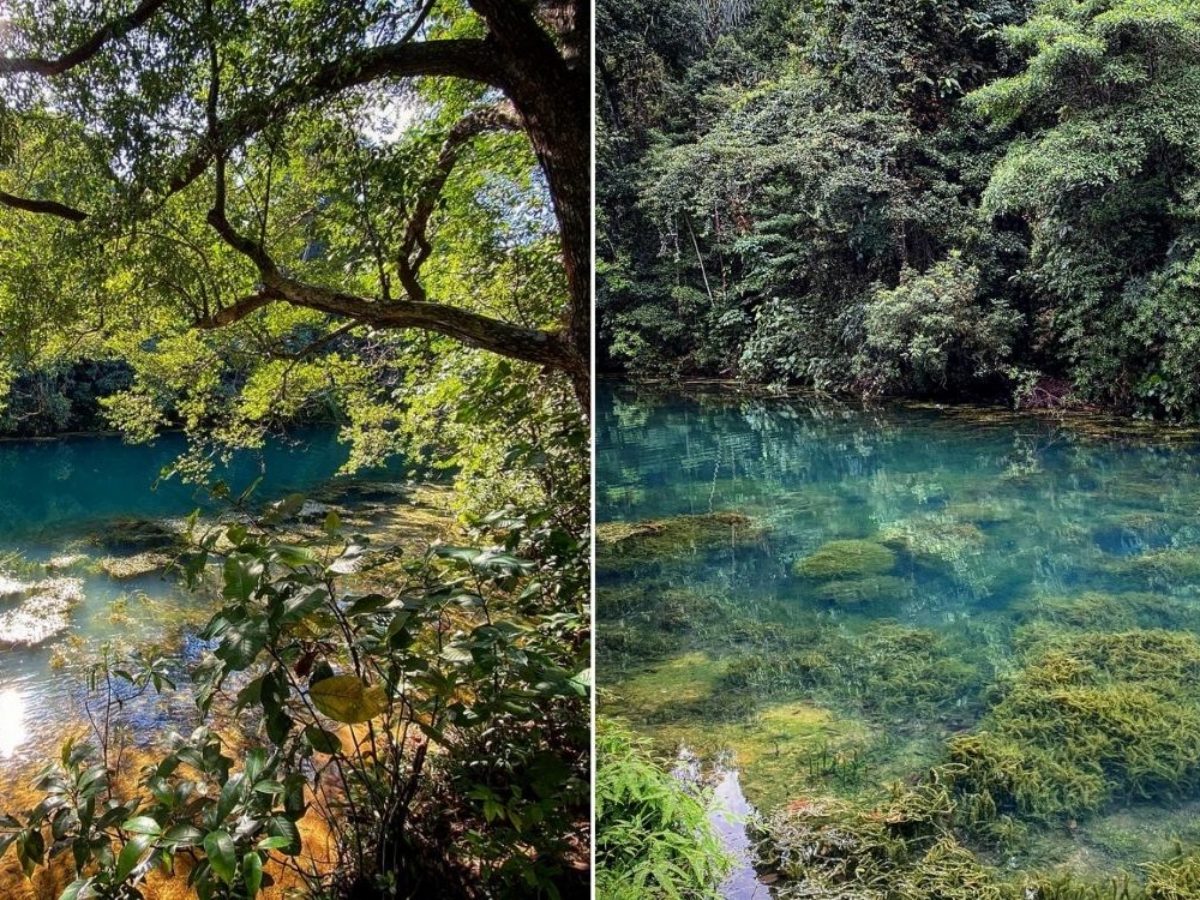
[0,430,402,766]
[596,383,1200,888]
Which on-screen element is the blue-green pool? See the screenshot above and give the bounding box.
[597,383,1200,891]
[0,429,402,765]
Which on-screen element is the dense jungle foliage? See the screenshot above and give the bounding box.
[0,1,590,898]
[598,0,1200,419]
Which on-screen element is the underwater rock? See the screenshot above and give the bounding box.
[596,511,767,573]
[942,500,1017,526]
[878,514,985,565]
[0,577,84,648]
[0,575,26,599]
[87,517,184,553]
[1122,547,1200,581]
[792,539,895,580]
[1016,591,1200,637]
[1092,514,1174,556]
[297,500,334,522]
[97,551,172,580]
[617,651,730,722]
[44,553,88,572]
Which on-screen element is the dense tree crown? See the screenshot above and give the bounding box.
[0,0,588,478]
[599,0,1200,420]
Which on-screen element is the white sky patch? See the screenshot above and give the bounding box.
[357,92,425,145]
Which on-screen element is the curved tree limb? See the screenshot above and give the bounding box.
[0,190,87,221]
[0,0,170,77]
[167,37,506,196]
[203,90,576,374]
[397,100,522,302]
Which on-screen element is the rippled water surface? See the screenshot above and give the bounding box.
[0,430,400,765]
[597,383,1200,889]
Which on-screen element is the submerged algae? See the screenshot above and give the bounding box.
[949,630,1200,824]
[807,574,910,606]
[722,622,985,722]
[597,511,769,575]
[792,539,896,579]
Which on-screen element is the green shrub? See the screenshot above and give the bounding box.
[596,718,731,899]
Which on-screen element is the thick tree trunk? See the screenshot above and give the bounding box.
[470,0,592,413]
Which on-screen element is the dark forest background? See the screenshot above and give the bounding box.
[598,0,1200,419]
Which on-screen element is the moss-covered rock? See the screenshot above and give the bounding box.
[596,511,767,574]
[0,577,84,648]
[879,514,986,565]
[97,551,172,580]
[1016,591,1200,639]
[792,539,896,580]
[614,651,730,722]
[1125,548,1200,581]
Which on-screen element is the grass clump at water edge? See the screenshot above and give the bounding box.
[596,718,732,899]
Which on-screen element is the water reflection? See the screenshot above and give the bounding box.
[675,750,771,900]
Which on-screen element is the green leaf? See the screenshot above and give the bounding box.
[223,556,262,602]
[59,878,94,900]
[279,586,328,624]
[161,824,204,848]
[203,830,236,885]
[114,833,153,882]
[309,675,387,724]
[343,593,390,616]
[122,816,162,836]
[304,725,343,754]
[243,851,263,897]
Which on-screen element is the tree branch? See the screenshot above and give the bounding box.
[0,190,87,221]
[398,101,522,301]
[168,38,505,196]
[203,100,575,374]
[196,278,576,372]
[0,0,170,77]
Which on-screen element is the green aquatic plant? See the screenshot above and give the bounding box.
[792,539,896,580]
[1122,549,1200,582]
[1015,592,1200,646]
[755,786,1008,900]
[596,718,731,900]
[808,574,911,606]
[949,630,1200,825]
[598,582,733,632]
[1144,850,1200,899]
[721,622,985,723]
[597,511,769,575]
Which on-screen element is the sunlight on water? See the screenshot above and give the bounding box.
[0,689,28,758]
[0,428,404,768]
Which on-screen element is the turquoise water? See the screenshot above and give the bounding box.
[597,383,1200,889]
[0,430,401,765]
